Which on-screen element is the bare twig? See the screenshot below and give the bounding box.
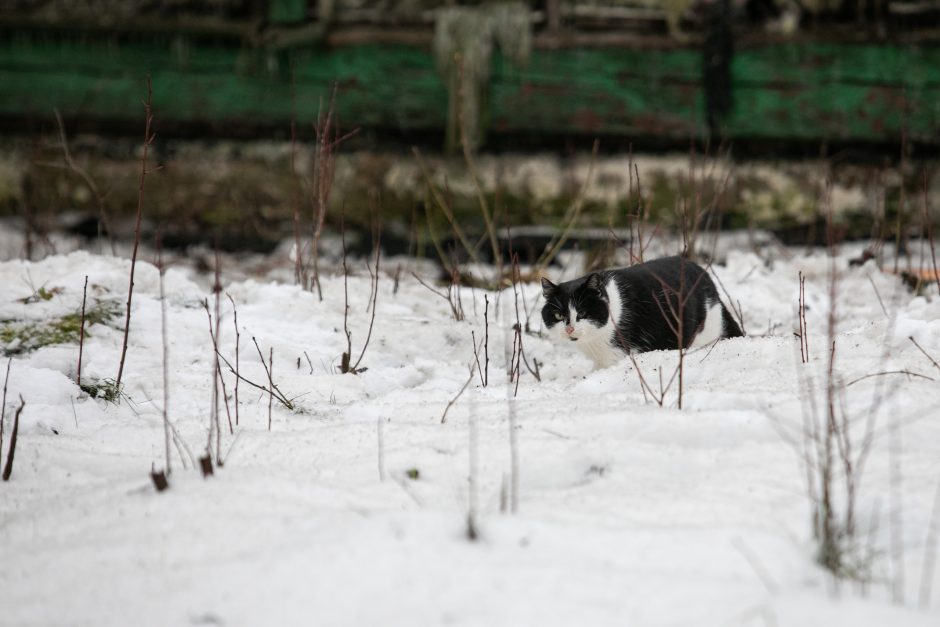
[0,357,11,471]
[483,295,489,385]
[910,336,940,372]
[158,245,171,475]
[115,75,156,391]
[351,210,382,372]
[216,349,294,411]
[268,347,273,431]
[77,275,88,388]
[226,294,241,426]
[412,147,483,270]
[441,366,474,424]
[845,370,933,387]
[289,66,308,289]
[51,109,115,255]
[923,171,938,291]
[202,300,233,438]
[1,396,25,481]
[534,139,600,274]
[251,337,293,412]
[868,275,889,319]
[798,271,809,363]
[310,85,358,300]
[411,271,466,322]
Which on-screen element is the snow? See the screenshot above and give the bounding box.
[1,240,939,627]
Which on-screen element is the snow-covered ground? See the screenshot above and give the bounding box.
[1,238,939,627]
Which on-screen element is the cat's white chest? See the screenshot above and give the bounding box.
[565,281,625,369]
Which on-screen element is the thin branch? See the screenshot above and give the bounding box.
[52,109,116,255]
[77,275,88,388]
[0,357,11,471]
[351,210,382,372]
[251,337,293,409]
[909,336,940,372]
[534,139,600,273]
[846,370,933,387]
[441,367,474,424]
[158,246,171,475]
[267,347,274,431]
[868,275,889,319]
[1,396,25,481]
[226,293,241,426]
[115,75,155,391]
[216,349,293,411]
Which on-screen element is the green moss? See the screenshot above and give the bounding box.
[79,377,125,403]
[1,299,122,356]
[17,286,64,304]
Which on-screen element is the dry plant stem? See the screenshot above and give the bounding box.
[471,331,484,386]
[412,147,483,270]
[421,199,457,278]
[1,396,24,481]
[52,109,115,255]
[202,301,234,437]
[909,336,940,372]
[212,249,232,453]
[484,295,489,386]
[158,254,171,475]
[411,272,464,322]
[647,264,709,409]
[250,338,293,412]
[922,172,939,289]
[77,275,88,388]
[441,366,474,424]
[0,357,11,470]
[868,275,889,319]
[340,214,353,373]
[799,271,809,363]
[115,75,155,391]
[226,294,241,426]
[534,139,600,274]
[289,68,308,289]
[846,370,933,386]
[311,85,337,301]
[267,348,273,431]
[216,350,293,411]
[351,215,382,372]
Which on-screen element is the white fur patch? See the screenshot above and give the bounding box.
[689,300,725,349]
[559,279,625,369]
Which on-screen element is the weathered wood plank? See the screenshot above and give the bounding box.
[0,29,937,144]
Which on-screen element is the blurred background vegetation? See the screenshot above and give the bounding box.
[1,1,938,257]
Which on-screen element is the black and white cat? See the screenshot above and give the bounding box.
[541,256,743,368]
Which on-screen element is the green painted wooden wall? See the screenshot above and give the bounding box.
[0,27,937,145]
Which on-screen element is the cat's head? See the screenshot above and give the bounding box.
[540,273,610,343]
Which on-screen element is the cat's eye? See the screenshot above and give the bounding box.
[554,313,564,321]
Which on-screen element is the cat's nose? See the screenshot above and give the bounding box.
[565,324,575,335]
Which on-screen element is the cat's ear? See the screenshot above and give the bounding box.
[585,273,604,293]
[540,277,556,298]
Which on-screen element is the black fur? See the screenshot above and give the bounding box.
[541,256,743,355]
